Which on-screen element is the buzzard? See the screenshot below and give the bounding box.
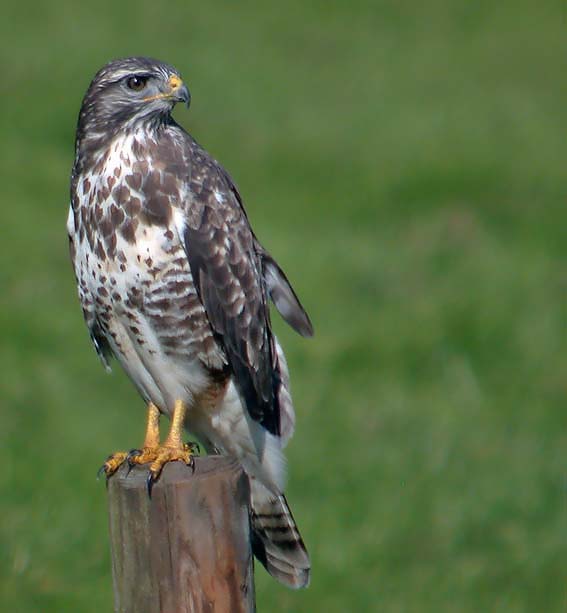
[68,57,313,589]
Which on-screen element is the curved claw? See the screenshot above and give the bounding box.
[127,448,142,462]
[96,462,112,490]
[96,463,107,481]
[147,472,156,498]
[145,448,196,498]
[126,449,142,475]
[96,451,128,483]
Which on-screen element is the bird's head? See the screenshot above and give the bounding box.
[75,57,190,159]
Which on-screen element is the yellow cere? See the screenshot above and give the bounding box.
[168,75,183,90]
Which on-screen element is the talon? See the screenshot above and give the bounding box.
[109,400,193,499]
[97,453,115,479]
[125,450,142,476]
[147,472,156,498]
[97,451,128,481]
[144,442,195,498]
[99,402,162,486]
[126,446,160,473]
[127,449,142,465]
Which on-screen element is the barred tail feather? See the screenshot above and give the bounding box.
[250,479,310,589]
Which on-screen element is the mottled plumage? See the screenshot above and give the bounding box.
[68,57,313,588]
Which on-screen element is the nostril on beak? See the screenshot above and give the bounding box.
[168,75,183,90]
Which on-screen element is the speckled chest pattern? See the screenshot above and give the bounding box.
[70,131,220,367]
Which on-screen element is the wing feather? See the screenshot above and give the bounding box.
[174,142,280,435]
[260,251,314,338]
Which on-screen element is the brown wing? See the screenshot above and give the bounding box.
[176,141,280,435]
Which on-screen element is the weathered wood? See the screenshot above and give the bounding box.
[107,456,255,613]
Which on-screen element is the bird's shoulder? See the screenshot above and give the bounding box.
[153,125,249,231]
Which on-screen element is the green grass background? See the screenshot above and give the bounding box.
[1,1,565,611]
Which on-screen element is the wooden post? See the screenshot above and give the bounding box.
[107,456,255,613]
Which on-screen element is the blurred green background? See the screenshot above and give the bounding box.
[1,1,565,611]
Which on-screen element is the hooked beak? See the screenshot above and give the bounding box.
[167,74,191,108]
[142,74,191,108]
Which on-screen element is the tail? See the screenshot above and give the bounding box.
[250,479,311,589]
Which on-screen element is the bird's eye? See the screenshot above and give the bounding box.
[126,76,148,91]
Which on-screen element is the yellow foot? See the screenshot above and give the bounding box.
[126,446,160,467]
[127,442,200,468]
[97,451,128,480]
[146,442,198,497]
[99,400,197,496]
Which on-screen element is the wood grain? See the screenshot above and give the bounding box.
[107,456,255,613]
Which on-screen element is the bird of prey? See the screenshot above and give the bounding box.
[67,57,313,589]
